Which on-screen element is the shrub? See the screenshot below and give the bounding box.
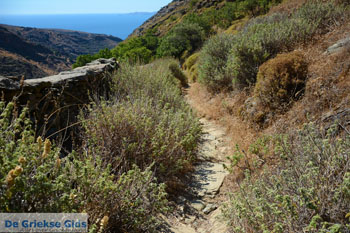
[122,46,153,63]
[198,33,236,92]
[157,22,205,60]
[82,59,202,184]
[182,13,213,35]
[0,101,169,233]
[223,122,350,232]
[73,54,95,68]
[112,59,186,108]
[183,52,199,82]
[185,0,280,33]
[0,102,76,212]
[198,1,348,91]
[169,62,189,88]
[73,31,159,68]
[254,51,308,111]
[294,1,347,35]
[227,37,270,87]
[77,161,169,233]
[112,32,159,64]
[183,52,199,71]
[228,1,346,88]
[73,48,113,68]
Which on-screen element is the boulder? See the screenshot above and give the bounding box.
[324,37,350,55]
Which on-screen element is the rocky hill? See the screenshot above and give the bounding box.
[129,0,223,37]
[0,24,122,79]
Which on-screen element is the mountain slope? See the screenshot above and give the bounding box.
[0,24,122,79]
[129,0,223,37]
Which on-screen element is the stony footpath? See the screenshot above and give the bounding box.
[166,118,230,233]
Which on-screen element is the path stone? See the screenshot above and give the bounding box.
[185,216,196,224]
[190,200,206,211]
[203,204,218,215]
[166,87,230,233]
[192,162,228,197]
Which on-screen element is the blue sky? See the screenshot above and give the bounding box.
[0,0,172,15]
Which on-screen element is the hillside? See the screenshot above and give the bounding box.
[74,0,279,67]
[129,0,222,37]
[0,24,122,79]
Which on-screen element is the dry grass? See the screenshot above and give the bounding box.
[268,0,307,15]
[267,22,350,135]
[187,83,257,161]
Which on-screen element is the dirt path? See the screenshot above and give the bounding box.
[165,91,232,233]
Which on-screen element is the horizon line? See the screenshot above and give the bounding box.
[0,11,156,16]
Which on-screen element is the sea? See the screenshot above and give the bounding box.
[0,12,155,40]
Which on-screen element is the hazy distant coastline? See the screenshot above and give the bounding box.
[0,12,155,39]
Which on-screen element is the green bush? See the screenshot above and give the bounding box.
[157,22,205,60]
[73,31,159,68]
[254,51,308,111]
[111,31,159,63]
[73,48,113,68]
[237,0,281,17]
[198,33,236,92]
[82,59,202,184]
[184,0,280,33]
[198,1,348,91]
[228,1,346,88]
[223,122,350,232]
[182,13,213,35]
[225,13,308,87]
[0,101,169,233]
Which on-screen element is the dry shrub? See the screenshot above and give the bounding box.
[239,52,308,128]
[268,0,307,15]
[223,122,350,233]
[183,52,199,70]
[276,27,350,132]
[82,59,202,184]
[254,51,308,111]
[183,52,199,82]
[187,82,257,155]
[0,101,169,233]
[169,62,188,88]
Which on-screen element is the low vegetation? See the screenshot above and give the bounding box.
[198,33,235,93]
[111,30,159,63]
[1,59,201,232]
[72,48,113,68]
[156,22,205,61]
[81,58,201,187]
[183,52,199,82]
[254,51,308,111]
[73,0,283,68]
[223,122,350,232]
[0,102,169,232]
[73,30,159,67]
[198,1,348,91]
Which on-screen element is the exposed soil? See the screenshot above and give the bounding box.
[164,87,233,233]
